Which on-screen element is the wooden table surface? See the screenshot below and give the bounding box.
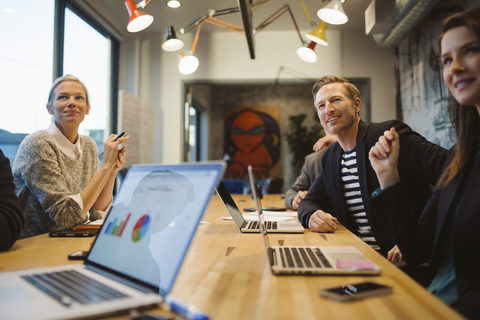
[0,194,464,320]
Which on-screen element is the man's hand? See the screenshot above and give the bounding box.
[368,127,400,189]
[292,190,307,210]
[313,134,337,152]
[387,245,403,262]
[308,210,338,233]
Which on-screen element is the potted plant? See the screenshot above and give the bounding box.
[285,113,325,177]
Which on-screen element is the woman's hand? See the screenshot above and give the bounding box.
[313,134,337,152]
[368,127,400,189]
[292,190,308,210]
[113,145,127,171]
[102,133,129,170]
[387,245,403,262]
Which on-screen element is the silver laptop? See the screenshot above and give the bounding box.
[216,181,304,233]
[248,166,381,275]
[0,161,226,320]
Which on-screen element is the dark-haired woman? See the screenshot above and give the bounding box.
[368,8,480,319]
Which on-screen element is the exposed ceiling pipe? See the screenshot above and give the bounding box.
[369,0,441,47]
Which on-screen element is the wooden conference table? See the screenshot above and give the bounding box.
[0,194,464,320]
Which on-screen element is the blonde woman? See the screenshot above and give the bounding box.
[13,75,129,238]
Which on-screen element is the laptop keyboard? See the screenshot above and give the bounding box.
[21,270,129,307]
[247,221,277,230]
[278,247,332,269]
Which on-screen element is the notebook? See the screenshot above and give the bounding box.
[216,181,304,233]
[247,166,381,275]
[0,161,226,320]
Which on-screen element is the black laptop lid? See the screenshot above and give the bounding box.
[216,181,245,229]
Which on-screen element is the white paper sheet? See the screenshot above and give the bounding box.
[244,210,297,217]
[220,213,296,222]
[87,219,104,225]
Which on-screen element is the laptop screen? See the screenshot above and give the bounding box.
[87,162,225,296]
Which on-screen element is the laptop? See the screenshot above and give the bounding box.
[247,166,381,275]
[0,161,226,320]
[216,181,304,233]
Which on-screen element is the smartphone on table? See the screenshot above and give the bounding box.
[262,207,287,211]
[49,230,98,237]
[319,282,392,302]
[68,251,90,260]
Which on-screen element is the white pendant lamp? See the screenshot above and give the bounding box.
[178,54,199,74]
[297,41,317,63]
[317,0,348,25]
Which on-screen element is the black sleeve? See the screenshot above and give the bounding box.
[0,149,24,251]
[370,181,437,266]
[297,170,335,228]
[394,120,448,185]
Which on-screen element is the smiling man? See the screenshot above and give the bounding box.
[297,75,448,258]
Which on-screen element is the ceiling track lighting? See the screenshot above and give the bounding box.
[253,4,316,64]
[125,0,154,33]
[296,0,329,63]
[204,16,244,34]
[317,0,348,25]
[168,1,331,73]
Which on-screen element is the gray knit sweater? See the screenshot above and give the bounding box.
[13,130,103,238]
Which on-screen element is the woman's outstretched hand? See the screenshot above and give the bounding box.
[368,127,400,189]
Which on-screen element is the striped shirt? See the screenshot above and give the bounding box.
[341,149,380,251]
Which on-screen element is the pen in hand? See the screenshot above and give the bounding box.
[165,295,209,320]
[100,132,127,156]
[114,131,125,141]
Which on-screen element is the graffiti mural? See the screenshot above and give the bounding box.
[224,107,280,179]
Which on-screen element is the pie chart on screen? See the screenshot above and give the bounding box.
[132,215,150,242]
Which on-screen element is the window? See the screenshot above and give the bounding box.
[0,0,119,162]
[64,6,112,155]
[0,0,55,162]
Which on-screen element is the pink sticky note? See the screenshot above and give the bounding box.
[337,259,374,270]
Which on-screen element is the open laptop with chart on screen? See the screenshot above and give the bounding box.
[248,166,381,276]
[216,181,304,233]
[0,161,226,320]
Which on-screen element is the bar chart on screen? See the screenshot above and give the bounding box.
[104,213,131,237]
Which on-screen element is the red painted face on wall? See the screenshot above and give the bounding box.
[230,111,266,153]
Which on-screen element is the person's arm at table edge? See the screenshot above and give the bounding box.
[0,150,23,251]
[285,159,314,209]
